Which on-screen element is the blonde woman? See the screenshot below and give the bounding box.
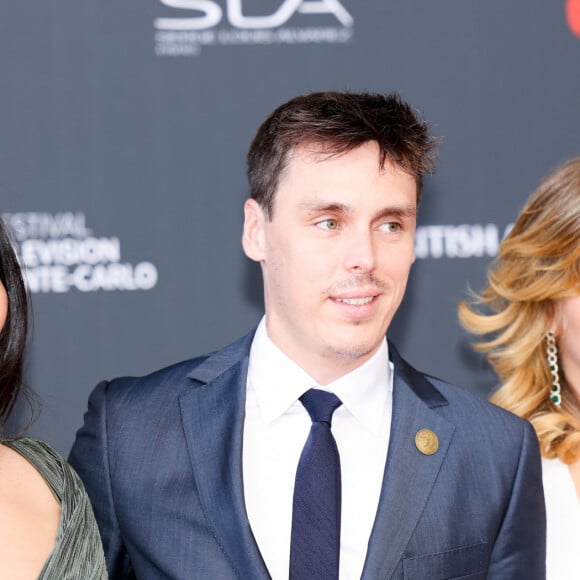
[459,157,580,579]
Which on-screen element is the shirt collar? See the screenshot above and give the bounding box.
[247,317,393,436]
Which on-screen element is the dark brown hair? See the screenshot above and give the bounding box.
[247,91,439,218]
[0,215,30,428]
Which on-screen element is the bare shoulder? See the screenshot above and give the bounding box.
[0,442,61,579]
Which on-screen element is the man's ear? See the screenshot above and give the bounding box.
[242,198,267,262]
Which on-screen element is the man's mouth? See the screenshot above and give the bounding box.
[334,296,374,306]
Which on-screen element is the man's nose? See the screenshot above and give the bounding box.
[343,228,376,273]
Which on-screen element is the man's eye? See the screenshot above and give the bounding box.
[318,219,339,230]
[379,222,401,233]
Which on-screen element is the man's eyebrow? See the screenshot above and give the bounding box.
[373,204,417,220]
[298,201,417,219]
[298,201,352,214]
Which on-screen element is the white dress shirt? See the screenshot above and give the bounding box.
[542,458,580,580]
[243,317,393,580]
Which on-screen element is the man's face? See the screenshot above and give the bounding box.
[243,141,417,384]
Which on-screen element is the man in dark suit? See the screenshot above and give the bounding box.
[70,91,546,579]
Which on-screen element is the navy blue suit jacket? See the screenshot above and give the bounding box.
[69,332,546,579]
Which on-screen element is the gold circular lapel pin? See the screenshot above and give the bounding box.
[415,429,439,455]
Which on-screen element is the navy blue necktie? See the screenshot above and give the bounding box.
[289,389,342,580]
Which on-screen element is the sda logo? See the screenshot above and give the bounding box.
[154,0,354,56]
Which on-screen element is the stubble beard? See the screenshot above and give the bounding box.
[320,272,392,364]
[322,338,378,363]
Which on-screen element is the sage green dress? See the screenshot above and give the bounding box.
[1,437,108,579]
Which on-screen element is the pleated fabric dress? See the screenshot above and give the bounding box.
[2,437,107,579]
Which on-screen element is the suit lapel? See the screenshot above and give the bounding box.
[178,333,270,580]
[178,335,454,580]
[361,346,456,580]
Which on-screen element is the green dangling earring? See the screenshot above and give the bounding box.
[546,331,561,407]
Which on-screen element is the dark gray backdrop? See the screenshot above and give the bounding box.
[1,0,579,454]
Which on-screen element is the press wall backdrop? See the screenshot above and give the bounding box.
[1,1,579,455]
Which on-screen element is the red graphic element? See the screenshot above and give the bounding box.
[566,0,580,37]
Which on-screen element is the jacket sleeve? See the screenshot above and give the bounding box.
[69,380,136,580]
[488,420,546,579]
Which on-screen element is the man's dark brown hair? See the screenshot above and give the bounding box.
[247,91,439,218]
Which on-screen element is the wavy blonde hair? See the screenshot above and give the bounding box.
[459,157,580,463]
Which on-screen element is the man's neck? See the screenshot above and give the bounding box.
[263,326,383,385]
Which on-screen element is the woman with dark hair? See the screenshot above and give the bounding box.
[0,213,29,424]
[0,216,106,578]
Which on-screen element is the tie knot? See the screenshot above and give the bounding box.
[300,389,342,425]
